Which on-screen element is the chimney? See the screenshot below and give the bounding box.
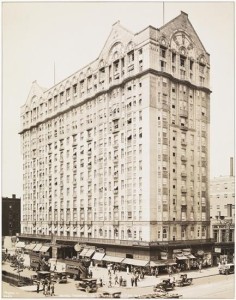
[230,157,234,177]
[12,194,16,198]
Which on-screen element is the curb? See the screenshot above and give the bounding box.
[131,272,219,288]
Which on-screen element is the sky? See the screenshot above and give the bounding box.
[2,1,235,197]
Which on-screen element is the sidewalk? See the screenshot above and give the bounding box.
[89,265,219,289]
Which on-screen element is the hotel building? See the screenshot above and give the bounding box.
[19,12,213,263]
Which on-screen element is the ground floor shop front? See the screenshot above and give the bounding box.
[18,234,215,274]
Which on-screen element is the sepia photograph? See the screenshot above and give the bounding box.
[1,1,235,298]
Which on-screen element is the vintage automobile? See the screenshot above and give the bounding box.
[219,263,234,275]
[31,271,51,285]
[175,274,193,287]
[153,279,175,292]
[75,278,98,293]
[52,272,68,283]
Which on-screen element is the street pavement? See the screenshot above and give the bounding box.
[2,259,221,298]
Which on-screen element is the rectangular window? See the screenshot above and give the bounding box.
[180,55,186,67]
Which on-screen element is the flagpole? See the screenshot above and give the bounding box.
[163,2,165,25]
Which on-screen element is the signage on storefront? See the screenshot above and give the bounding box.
[197,250,204,256]
[173,249,182,254]
[161,252,168,260]
[214,247,221,253]
[96,247,105,253]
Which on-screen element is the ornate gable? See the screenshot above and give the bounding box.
[98,21,135,64]
[160,11,209,62]
[23,81,47,112]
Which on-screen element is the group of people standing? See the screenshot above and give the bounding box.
[36,280,55,296]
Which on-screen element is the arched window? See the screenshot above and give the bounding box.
[127,229,132,238]
[163,228,167,239]
[99,228,103,237]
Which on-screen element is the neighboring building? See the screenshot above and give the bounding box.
[19,12,213,264]
[2,194,21,236]
[210,158,235,264]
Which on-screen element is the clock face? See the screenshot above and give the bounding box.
[171,32,194,54]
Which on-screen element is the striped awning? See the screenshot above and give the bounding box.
[84,249,95,257]
[40,245,51,253]
[80,248,89,256]
[92,252,105,261]
[102,255,124,263]
[15,242,25,248]
[33,244,43,252]
[187,254,196,259]
[122,258,149,267]
[25,243,36,250]
[176,254,188,260]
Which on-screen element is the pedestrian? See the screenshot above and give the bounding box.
[119,276,123,286]
[155,267,159,278]
[126,266,129,275]
[168,266,172,277]
[47,283,50,296]
[114,274,119,285]
[108,275,112,288]
[198,262,202,273]
[51,283,55,296]
[43,282,46,295]
[134,275,138,287]
[99,278,103,287]
[36,281,40,293]
[95,263,98,270]
[131,275,134,287]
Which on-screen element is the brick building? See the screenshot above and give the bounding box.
[2,194,21,236]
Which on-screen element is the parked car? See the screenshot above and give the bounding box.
[75,278,98,293]
[52,272,68,283]
[175,274,193,287]
[154,279,175,292]
[219,263,234,275]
